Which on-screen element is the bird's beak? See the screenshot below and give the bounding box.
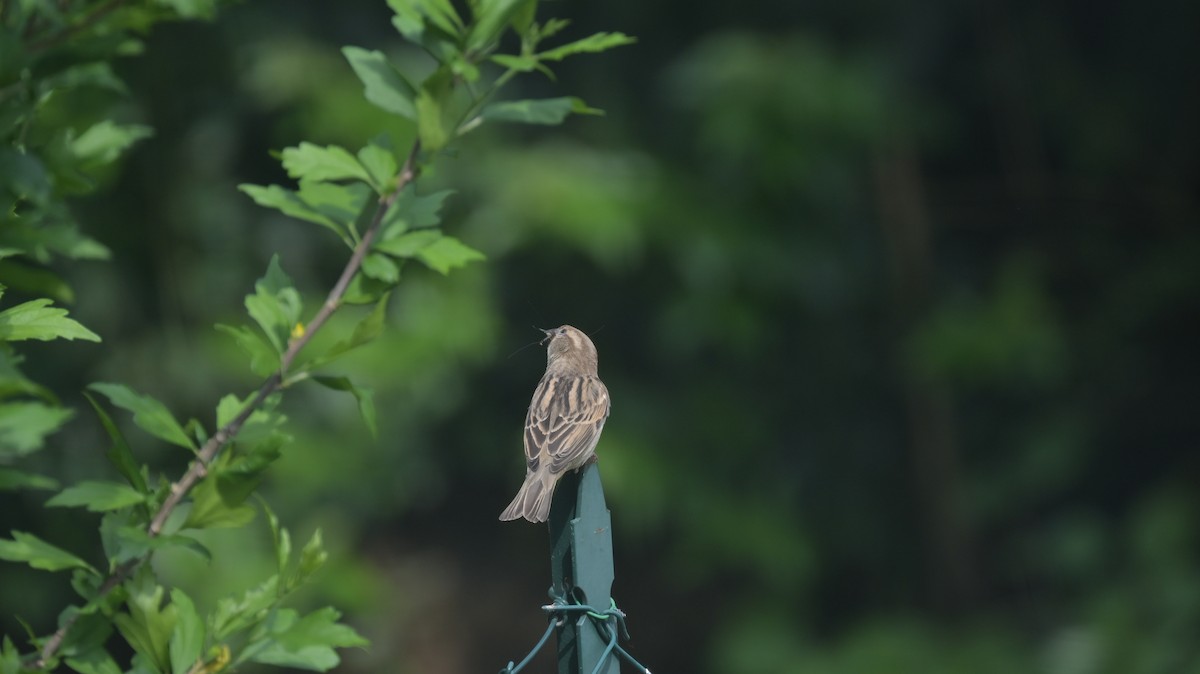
[539,328,554,345]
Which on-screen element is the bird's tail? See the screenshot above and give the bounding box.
[499,473,555,523]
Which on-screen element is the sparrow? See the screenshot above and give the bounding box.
[500,325,610,523]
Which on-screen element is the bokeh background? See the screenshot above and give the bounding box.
[3,0,1199,672]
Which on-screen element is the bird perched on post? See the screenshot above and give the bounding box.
[501,325,610,523]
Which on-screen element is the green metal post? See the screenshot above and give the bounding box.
[548,463,620,674]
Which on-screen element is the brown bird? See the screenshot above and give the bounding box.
[500,325,610,523]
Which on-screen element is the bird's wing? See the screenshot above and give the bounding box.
[524,375,610,475]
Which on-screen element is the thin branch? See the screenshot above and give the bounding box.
[26,0,124,54]
[34,140,423,669]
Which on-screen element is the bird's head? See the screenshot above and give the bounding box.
[540,325,598,374]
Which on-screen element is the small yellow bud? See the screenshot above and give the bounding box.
[291,322,306,339]
[201,645,231,674]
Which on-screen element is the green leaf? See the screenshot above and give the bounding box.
[155,0,218,19]
[215,393,285,445]
[0,637,17,674]
[537,31,637,61]
[88,383,196,451]
[307,294,389,369]
[379,188,454,236]
[212,575,280,639]
[356,144,397,193]
[0,260,77,303]
[373,229,442,257]
[83,393,149,494]
[261,500,292,577]
[110,527,212,564]
[245,607,368,671]
[414,89,449,152]
[47,481,146,512]
[360,253,400,284]
[0,402,74,460]
[0,149,51,205]
[387,0,464,39]
[0,298,100,341]
[114,568,175,674]
[296,182,372,237]
[481,96,600,125]
[295,529,328,585]
[0,468,59,491]
[240,184,350,245]
[215,324,280,377]
[312,376,377,438]
[415,235,486,274]
[71,121,154,170]
[182,439,282,531]
[342,47,417,119]
[58,608,113,658]
[488,54,554,79]
[168,589,205,674]
[65,649,123,674]
[280,143,370,184]
[466,0,535,53]
[0,531,97,574]
[244,256,303,354]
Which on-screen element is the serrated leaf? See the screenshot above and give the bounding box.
[0,402,74,459]
[114,569,175,674]
[65,649,122,674]
[71,121,154,169]
[168,589,205,674]
[280,143,370,184]
[488,54,554,79]
[307,294,389,369]
[245,607,368,671]
[387,0,464,38]
[0,468,59,491]
[239,184,350,245]
[295,529,327,585]
[245,256,302,354]
[47,481,146,512]
[360,253,400,284]
[84,393,149,494]
[414,89,449,151]
[415,235,485,274]
[356,144,397,193]
[312,376,377,438]
[0,298,100,341]
[88,383,196,451]
[296,182,372,237]
[481,97,600,125]
[215,324,280,377]
[261,499,291,578]
[342,47,417,119]
[111,527,212,564]
[379,188,453,236]
[466,0,534,53]
[212,576,280,639]
[538,31,637,61]
[0,637,17,674]
[184,470,258,531]
[0,531,97,574]
[373,229,442,258]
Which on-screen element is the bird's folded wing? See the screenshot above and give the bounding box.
[524,375,610,475]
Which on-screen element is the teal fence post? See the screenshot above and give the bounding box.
[549,463,620,674]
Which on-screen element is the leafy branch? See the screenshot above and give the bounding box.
[2,1,633,672]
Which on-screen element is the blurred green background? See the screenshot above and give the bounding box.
[3,0,1199,672]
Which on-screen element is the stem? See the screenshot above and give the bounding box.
[33,140,422,669]
[26,0,124,54]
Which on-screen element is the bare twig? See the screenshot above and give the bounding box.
[34,141,422,668]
